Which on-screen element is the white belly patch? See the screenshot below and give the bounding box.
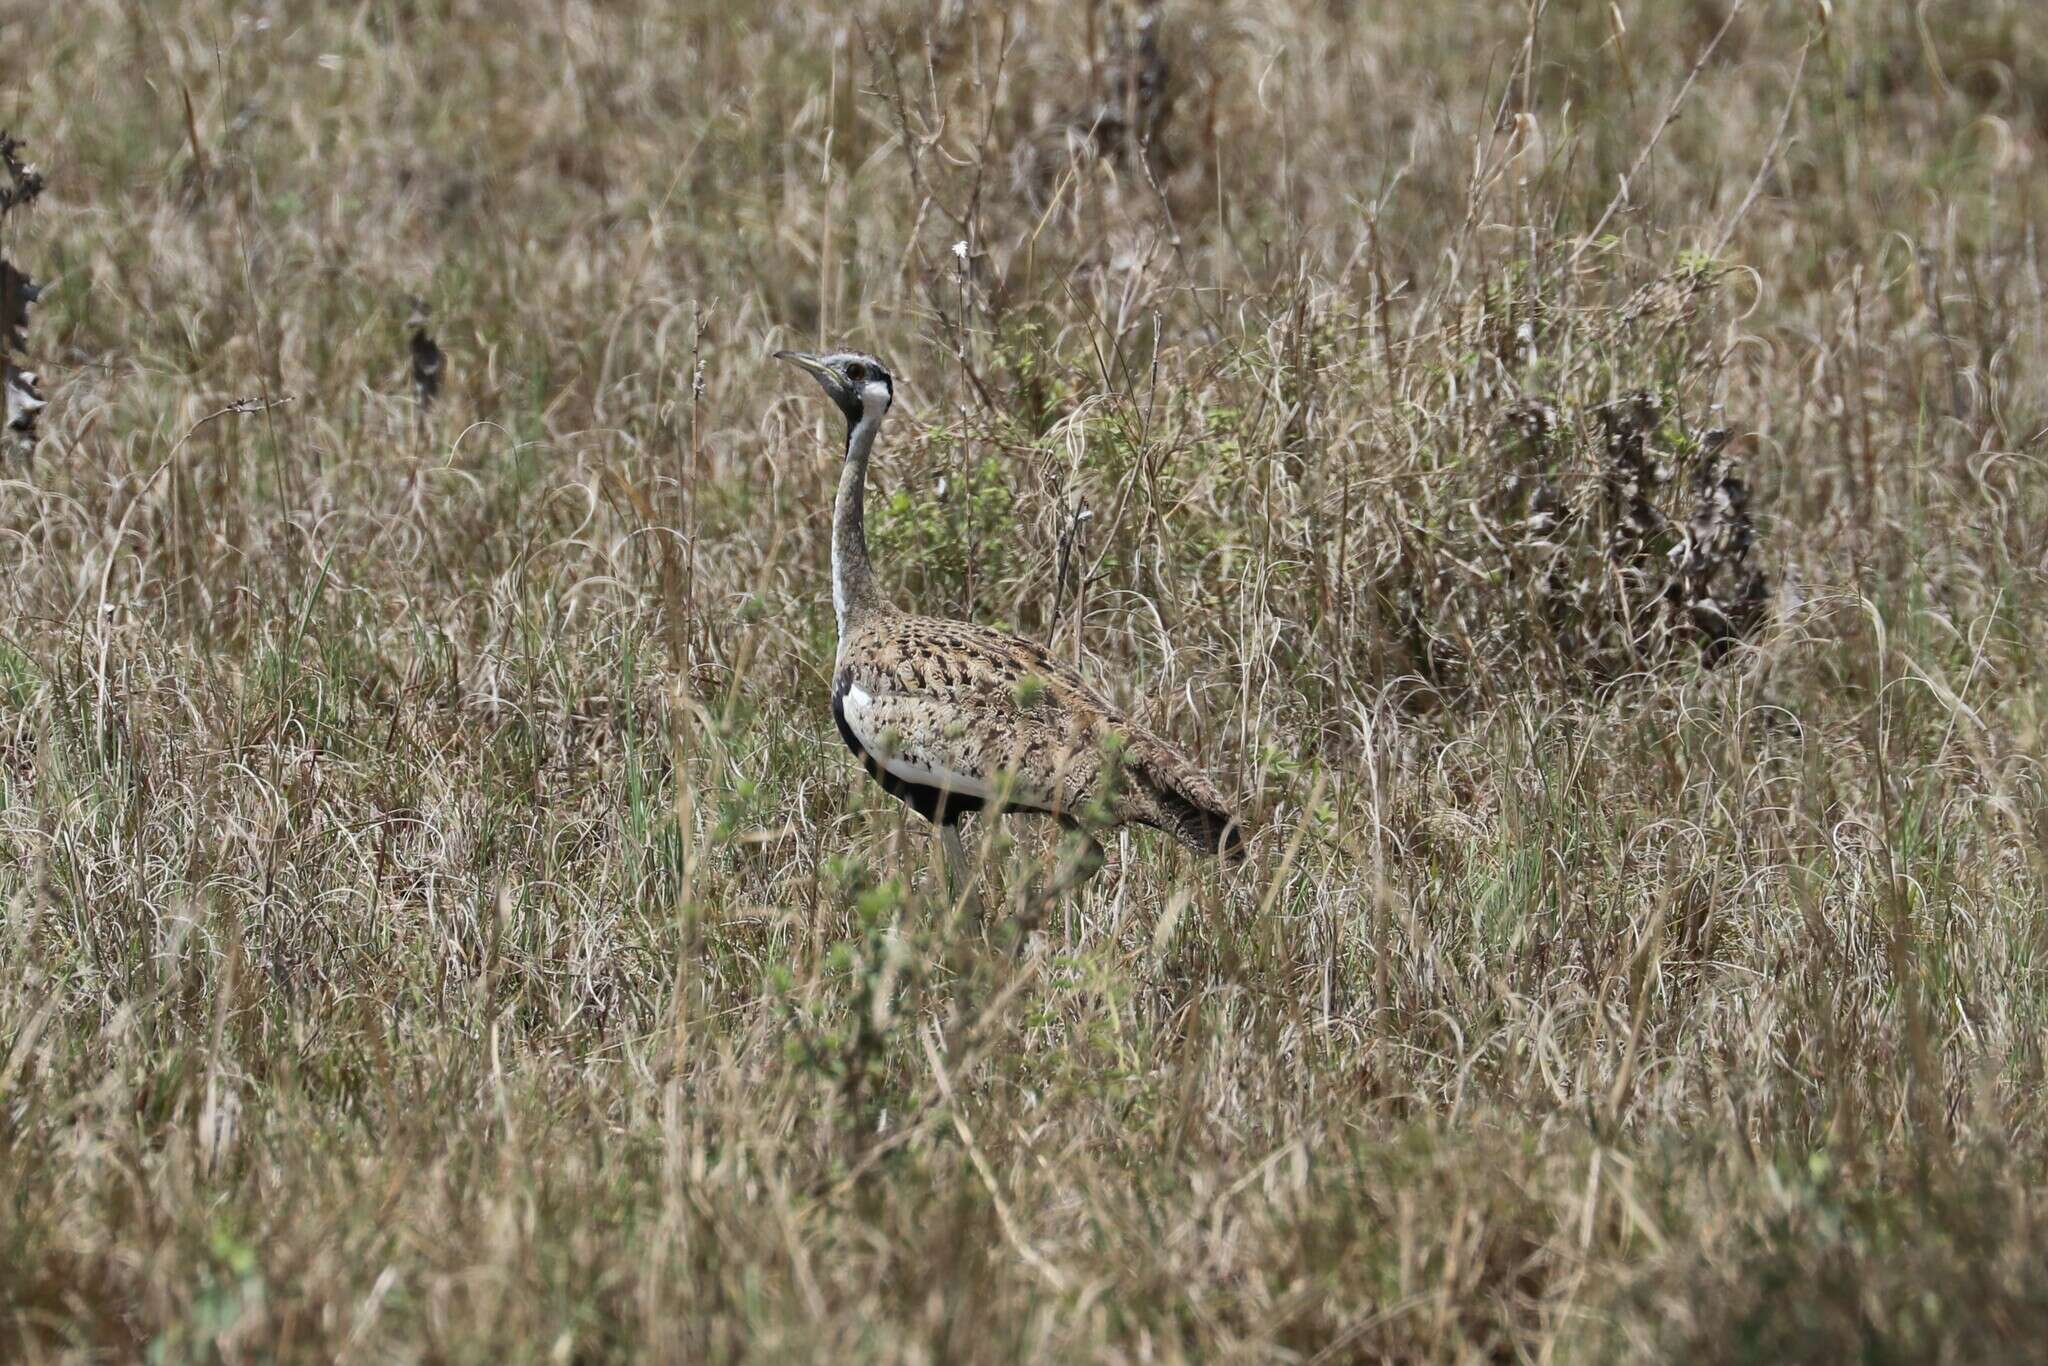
[838,681,1000,800]
[878,753,998,800]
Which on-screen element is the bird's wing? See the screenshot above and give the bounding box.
[836,618,1243,858]
[834,617,1115,816]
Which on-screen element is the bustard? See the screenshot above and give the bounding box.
[777,347,1245,904]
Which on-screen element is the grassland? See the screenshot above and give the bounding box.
[5,0,2048,1359]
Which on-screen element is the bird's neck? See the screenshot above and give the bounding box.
[832,410,884,638]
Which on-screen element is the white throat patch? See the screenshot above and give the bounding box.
[859,379,892,417]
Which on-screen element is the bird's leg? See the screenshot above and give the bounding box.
[939,821,986,929]
[1050,829,1106,897]
[1011,828,1104,937]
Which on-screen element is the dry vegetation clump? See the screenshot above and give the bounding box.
[4,0,2048,1361]
[1383,384,1771,702]
[0,132,47,461]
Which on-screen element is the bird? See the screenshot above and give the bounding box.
[776,346,1245,909]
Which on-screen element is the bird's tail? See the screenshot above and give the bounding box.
[1132,740,1247,866]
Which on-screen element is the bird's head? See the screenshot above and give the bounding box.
[775,348,894,433]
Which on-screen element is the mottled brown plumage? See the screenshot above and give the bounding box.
[833,615,1243,859]
[778,346,1244,889]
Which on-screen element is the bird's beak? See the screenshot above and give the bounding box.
[774,349,835,384]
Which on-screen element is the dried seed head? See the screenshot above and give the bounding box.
[406,299,443,407]
[1,259,41,354]
[0,132,46,217]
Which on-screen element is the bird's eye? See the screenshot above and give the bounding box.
[844,362,868,383]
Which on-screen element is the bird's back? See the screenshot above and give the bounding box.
[832,611,1243,860]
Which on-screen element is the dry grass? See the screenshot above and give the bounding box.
[5,0,2048,1360]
